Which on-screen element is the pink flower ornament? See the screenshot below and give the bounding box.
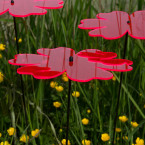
[78,11,145,40]
[0,0,63,17]
[9,47,133,82]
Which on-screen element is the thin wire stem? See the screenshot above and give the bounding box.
[13,16,28,127]
[66,79,72,145]
[112,32,128,144]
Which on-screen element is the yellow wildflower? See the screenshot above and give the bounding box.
[72,91,80,98]
[61,139,71,145]
[0,44,5,51]
[0,72,4,83]
[62,72,67,77]
[112,76,116,81]
[62,76,69,82]
[144,105,145,109]
[136,137,144,145]
[0,54,2,59]
[31,129,40,138]
[101,133,110,142]
[119,115,128,123]
[123,136,128,140]
[59,129,63,133]
[0,133,2,137]
[82,139,91,145]
[18,38,22,43]
[131,121,139,128]
[7,127,16,136]
[115,128,121,133]
[55,86,64,92]
[14,38,22,43]
[50,81,58,88]
[0,141,10,145]
[20,134,29,143]
[116,137,120,140]
[82,118,89,125]
[53,102,61,108]
[87,109,91,114]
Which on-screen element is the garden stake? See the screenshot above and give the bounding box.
[13,16,28,127]
[66,78,72,145]
[112,32,129,145]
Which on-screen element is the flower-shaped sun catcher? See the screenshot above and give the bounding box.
[9,47,133,82]
[0,0,63,17]
[78,11,145,40]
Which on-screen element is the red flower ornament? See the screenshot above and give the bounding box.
[9,47,133,82]
[0,0,63,17]
[78,11,145,40]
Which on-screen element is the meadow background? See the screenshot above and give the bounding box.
[0,0,145,144]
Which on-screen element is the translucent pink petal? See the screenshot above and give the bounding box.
[0,0,63,17]
[79,11,145,40]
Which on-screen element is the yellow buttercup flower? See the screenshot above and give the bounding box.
[20,134,29,143]
[115,128,121,133]
[101,133,110,142]
[87,109,91,114]
[119,115,128,123]
[31,129,40,138]
[50,81,58,88]
[0,54,2,59]
[112,76,116,81]
[61,139,71,145]
[18,38,22,43]
[136,137,144,145]
[122,136,128,140]
[72,91,80,98]
[14,37,22,43]
[0,44,5,51]
[55,86,64,92]
[82,118,89,125]
[0,141,10,145]
[82,139,91,145]
[0,72,4,83]
[131,121,139,128]
[7,127,16,136]
[53,102,61,108]
[0,133,2,138]
[62,76,69,82]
